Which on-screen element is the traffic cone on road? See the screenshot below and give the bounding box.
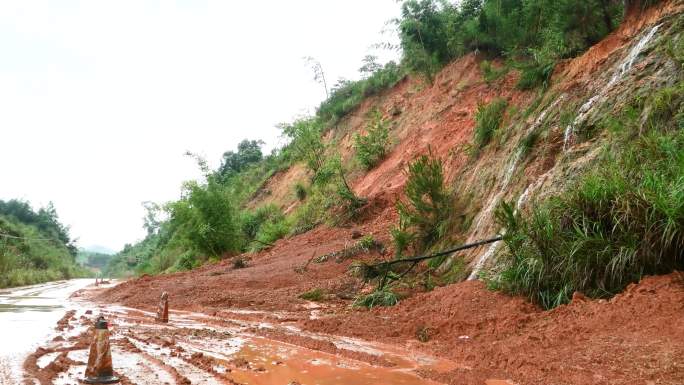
[83,316,119,384]
[156,292,169,323]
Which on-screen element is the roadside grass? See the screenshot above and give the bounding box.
[494,126,684,309]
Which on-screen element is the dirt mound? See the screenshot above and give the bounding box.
[303,272,684,385]
[98,224,388,312]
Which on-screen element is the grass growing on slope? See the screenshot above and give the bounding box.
[474,98,508,150]
[495,128,684,309]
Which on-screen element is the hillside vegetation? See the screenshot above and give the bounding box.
[0,200,88,288]
[106,0,684,310]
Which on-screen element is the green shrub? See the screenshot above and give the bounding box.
[167,179,243,257]
[480,60,509,83]
[294,183,307,201]
[353,289,399,308]
[353,110,391,170]
[299,288,325,301]
[241,205,285,242]
[474,98,508,150]
[173,251,199,271]
[516,60,555,90]
[251,219,290,252]
[280,118,326,176]
[395,153,456,254]
[358,235,377,251]
[495,129,684,309]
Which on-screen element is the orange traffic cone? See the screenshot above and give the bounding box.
[83,316,119,384]
[156,292,169,323]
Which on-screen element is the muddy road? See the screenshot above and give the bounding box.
[12,280,462,385]
[0,279,94,384]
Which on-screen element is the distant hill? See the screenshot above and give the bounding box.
[82,245,115,255]
[77,249,114,272]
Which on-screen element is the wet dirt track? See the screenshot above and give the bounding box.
[0,279,94,385]
[18,281,460,385]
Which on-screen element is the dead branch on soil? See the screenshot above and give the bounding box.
[354,236,502,290]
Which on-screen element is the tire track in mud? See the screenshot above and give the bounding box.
[23,309,229,385]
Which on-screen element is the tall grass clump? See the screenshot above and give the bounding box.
[494,129,684,309]
[353,110,391,170]
[353,288,399,308]
[474,98,508,150]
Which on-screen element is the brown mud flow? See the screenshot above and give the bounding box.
[22,282,460,385]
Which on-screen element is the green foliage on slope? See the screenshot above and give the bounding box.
[494,83,684,309]
[0,200,87,288]
[354,110,391,170]
[396,0,626,81]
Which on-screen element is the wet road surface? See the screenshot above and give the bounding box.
[0,279,94,384]
[5,280,459,384]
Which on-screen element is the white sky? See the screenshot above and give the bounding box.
[0,0,400,253]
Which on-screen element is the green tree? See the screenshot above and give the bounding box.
[219,139,265,177]
[280,118,327,177]
[167,178,243,257]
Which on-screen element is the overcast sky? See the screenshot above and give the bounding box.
[0,0,400,253]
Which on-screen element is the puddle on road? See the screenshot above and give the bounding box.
[227,336,438,385]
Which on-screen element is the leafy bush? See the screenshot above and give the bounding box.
[280,118,327,176]
[218,139,265,178]
[354,110,391,169]
[516,60,555,90]
[167,178,243,257]
[294,183,307,201]
[480,60,509,83]
[353,289,399,308]
[173,251,199,271]
[474,98,508,150]
[395,153,456,254]
[252,219,290,252]
[495,129,684,309]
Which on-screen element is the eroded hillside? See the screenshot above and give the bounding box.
[99,2,684,384]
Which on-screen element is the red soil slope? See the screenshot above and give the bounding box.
[99,2,684,384]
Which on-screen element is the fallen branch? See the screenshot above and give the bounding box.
[355,236,502,289]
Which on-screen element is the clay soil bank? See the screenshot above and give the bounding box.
[98,232,684,385]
